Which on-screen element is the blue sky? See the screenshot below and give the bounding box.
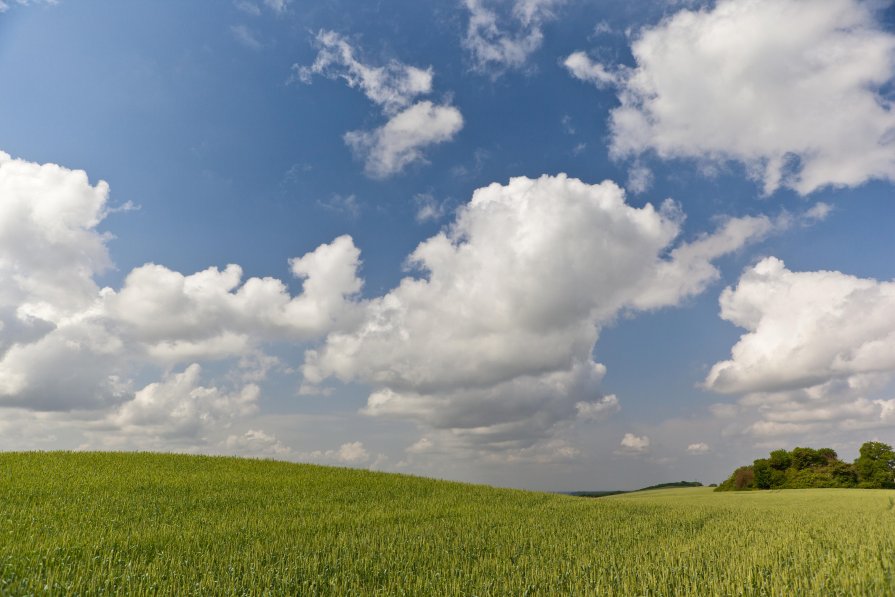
[0,0,894,490]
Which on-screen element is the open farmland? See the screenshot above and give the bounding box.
[1,452,894,595]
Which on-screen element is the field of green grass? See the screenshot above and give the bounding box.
[2,452,894,595]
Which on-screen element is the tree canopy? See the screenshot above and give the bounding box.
[717,442,895,491]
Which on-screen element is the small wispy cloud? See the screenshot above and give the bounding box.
[231,25,262,50]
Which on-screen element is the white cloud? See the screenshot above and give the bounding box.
[563,51,618,87]
[576,394,620,421]
[108,364,259,439]
[223,429,292,457]
[0,151,111,323]
[706,257,895,395]
[626,162,653,194]
[686,442,709,454]
[0,152,125,411]
[298,30,433,115]
[414,193,448,223]
[304,441,370,464]
[0,318,129,411]
[619,433,650,453]
[596,0,895,195]
[231,25,262,50]
[297,32,462,177]
[305,174,791,449]
[103,234,362,363]
[462,0,564,74]
[706,257,895,438]
[344,101,464,178]
[0,152,364,424]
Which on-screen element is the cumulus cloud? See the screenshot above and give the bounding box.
[0,318,129,411]
[619,433,650,454]
[304,441,370,464]
[0,150,363,442]
[0,151,111,322]
[577,0,895,195]
[706,257,895,395]
[0,152,126,410]
[462,0,564,74]
[576,394,620,421]
[223,429,292,457]
[344,101,464,178]
[297,31,462,177]
[687,442,709,454]
[563,51,618,88]
[103,234,362,364]
[0,152,829,455]
[706,258,895,438]
[304,174,795,449]
[107,364,259,439]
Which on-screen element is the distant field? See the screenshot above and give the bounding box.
[2,453,894,595]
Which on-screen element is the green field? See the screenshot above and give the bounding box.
[2,452,894,595]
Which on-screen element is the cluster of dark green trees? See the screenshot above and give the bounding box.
[716,441,895,491]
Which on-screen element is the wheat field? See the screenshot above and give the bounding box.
[1,452,894,595]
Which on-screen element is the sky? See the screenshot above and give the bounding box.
[0,0,894,491]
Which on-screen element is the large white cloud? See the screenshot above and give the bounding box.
[297,31,463,177]
[0,152,125,410]
[105,235,362,363]
[572,0,895,195]
[706,257,895,438]
[707,257,895,394]
[0,151,110,322]
[107,364,259,440]
[462,0,564,74]
[0,152,362,426]
[304,174,793,448]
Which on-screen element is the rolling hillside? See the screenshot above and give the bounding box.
[1,452,894,595]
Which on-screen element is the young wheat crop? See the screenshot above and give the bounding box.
[0,452,893,595]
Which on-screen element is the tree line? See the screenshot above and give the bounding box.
[716,441,895,491]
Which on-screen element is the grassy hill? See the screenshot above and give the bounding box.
[2,452,895,595]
